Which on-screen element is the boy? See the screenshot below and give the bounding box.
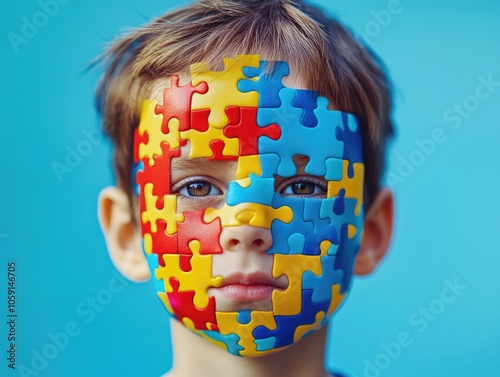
[96,0,394,376]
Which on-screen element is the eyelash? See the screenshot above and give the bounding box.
[172,176,328,200]
[279,177,328,198]
[171,177,223,199]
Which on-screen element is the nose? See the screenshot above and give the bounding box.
[219,225,273,253]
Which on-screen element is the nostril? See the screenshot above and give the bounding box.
[253,239,264,248]
[219,226,272,252]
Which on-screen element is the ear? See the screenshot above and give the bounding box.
[98,187,150,282]
[354,188,394,276]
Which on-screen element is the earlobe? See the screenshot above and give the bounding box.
[98,186,151,282]
[354,188,394,276]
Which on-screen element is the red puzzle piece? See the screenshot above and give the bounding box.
[183,108,238,160]
[178,211,223,255]
[144,210,223,265]
[167,277,218,331]
[190,109,211,132]
[179,254,193,273]
[136,142,180,207]
[133,128,149,163]
[207,140,238,161]
[155,74,208,133]
[224,107,282,156]
[145,219,178,267]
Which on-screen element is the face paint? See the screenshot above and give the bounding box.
[134,55,364,357]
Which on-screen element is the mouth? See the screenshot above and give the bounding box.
[211,272,287,302]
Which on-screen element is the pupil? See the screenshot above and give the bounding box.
[293,182,313,195]
[187,182,209,196]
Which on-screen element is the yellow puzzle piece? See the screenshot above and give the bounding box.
[328,160,364,216]
[236,155,262,179]
[180,125,239,159]
[293,311,325,343]
[141,183,185,234]
[190,55,260,128]
[327,284,345,316]
[272,254,322,316]
[216,310,277,356]
[137,99,180,166]
[155,240,223,309]
[204,202,292,229]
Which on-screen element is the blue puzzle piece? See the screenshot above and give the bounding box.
[226,174,275,206]
[333,189,346,215]
[325,157,344,181]
[303,198,325,224]
[269,195,314,255]
[303,256,344,303]
[320,197,363,230]
[203,331,243,356]
[258,88,344,177]
[320,196,363,264]
[291,89,318,127]
[238,60,290,108]
[325,242,339,256]
[318,197,344,224]
[253,289,329,348]
[255,337,277,352]
[341,196,363,225]
[258,153,280,178]
[303,198,341,255]
[236,310,252,325]
[304,224,340,256]
[288,233,305,254]
[334,223,361,293]
[319,194,347,221]
[257,88,303,176]
[336,112,363,177]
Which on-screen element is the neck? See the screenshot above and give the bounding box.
[167,319,330,377]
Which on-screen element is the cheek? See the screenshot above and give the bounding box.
[176,211,223,256]
[270,253,347,325]
[141,207,223,269]
[269,197,348,256]
[268,195,361,303]
[147,209,225,331]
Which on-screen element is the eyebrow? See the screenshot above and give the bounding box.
[171,154,234,174]
[292,154,310,171]
[171,153,311,177]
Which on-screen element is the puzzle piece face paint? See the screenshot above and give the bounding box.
[134,55,365,357]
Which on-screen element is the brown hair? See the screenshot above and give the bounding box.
[94,0,394,213]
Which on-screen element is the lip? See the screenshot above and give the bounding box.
[212,273,287,302]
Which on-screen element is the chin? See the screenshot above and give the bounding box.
[214,300,274,312]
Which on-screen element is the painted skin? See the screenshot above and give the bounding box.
[135,56,364,357]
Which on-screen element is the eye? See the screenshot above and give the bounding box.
[280,178,327,198]
[175,179,222,198]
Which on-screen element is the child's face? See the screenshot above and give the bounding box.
[135,55,364,357]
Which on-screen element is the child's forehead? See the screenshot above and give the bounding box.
[147,71,309,103]
[135,55,362,180]
[148,73,192,100]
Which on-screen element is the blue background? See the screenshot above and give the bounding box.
[1,0,499,376]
